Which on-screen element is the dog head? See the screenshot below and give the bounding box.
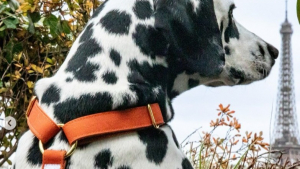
[209,0,278,86]
[168,0,278,97]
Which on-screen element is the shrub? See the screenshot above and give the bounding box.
[182,104,300,169]
[0,0,102,166]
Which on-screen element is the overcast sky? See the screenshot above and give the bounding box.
[170,0,300,145]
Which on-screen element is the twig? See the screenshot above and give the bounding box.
[181,127,202,146]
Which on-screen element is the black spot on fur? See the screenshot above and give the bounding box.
[115,94,132,110]
[220,20,224,34]
[66,38,102,81]
[137,128,168,164]
[65,158,71,169]
[80,24,94,42]
[41,85,60,105]
[224,46,230,55]
[182,158,193,169]
[133,24,168,58]
[100,10,131,35]
[94,149,114,169]
[74,62,100,82]
[229,67,245,84]
[102,71,118,84]
[92,0,107,18]
[155,0,225,77]
[110,49,121,66]
[133,1,153,20]
[224,5,239,43]
[169,90,179,99]
[66,38,102,72]
[66,77,73,82]
[127,59,167,90]
[27,137,54,165]
[188,79,199,89]
[126,59,169,121]
[59,131,68,143]
[116,166,131,169]
[54,92,113,123]
[258,44,265,57]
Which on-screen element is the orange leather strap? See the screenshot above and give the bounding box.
[27,98,165,145]
[62,103,164,144]
[42,150,66,169]
[27,99,61,144]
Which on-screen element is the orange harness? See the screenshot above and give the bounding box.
[26,96,165,169]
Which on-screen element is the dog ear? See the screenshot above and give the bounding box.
[154,0,225,77]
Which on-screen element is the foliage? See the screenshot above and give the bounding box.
[182,104,300,169]
[0,0,102,166]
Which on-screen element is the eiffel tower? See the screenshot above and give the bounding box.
[271,0,300,162]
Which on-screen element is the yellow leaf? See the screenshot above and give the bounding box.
[18,2,32,12]
[45,64,53,69]
[86,1,93,9]
[27,81,34,89]
[0,88,8,94]
[46,58,53,64]
[30,64,37,71]
[36,66,43,73]
[14,63,22,68]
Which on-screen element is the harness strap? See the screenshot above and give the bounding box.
[26,96,165,166]
[62,103,164,144]
[27,98,164,145]
[42,150,66,169]
[27,98,60,144]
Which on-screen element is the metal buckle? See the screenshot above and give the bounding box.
[39,123,77,158]
[26,96,37,119]
[147,104,160,129]
[39,140,78,158]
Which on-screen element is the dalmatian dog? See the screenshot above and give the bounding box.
[14,0,278,168]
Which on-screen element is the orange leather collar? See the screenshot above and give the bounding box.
[26,97,165,145]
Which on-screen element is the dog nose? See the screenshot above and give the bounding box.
[267,43,279,59]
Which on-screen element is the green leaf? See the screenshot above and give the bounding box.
[7,0,19,12]
[3,17,19,29]
[0,4,7,14]
[7,159,12,165]
[0,26,6,31]
[27,11,35,34]
[13,43,23,54]
[43,14,59,37]
[3,42,22,63]
[297,0,300,24]
[61,21,71,34]
[4,11,16,17]
[0,80,3,88]
[29,12,41,23]
[4,41,13,63]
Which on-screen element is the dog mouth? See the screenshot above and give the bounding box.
[205,69,243,87]
[205,66,271,87]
